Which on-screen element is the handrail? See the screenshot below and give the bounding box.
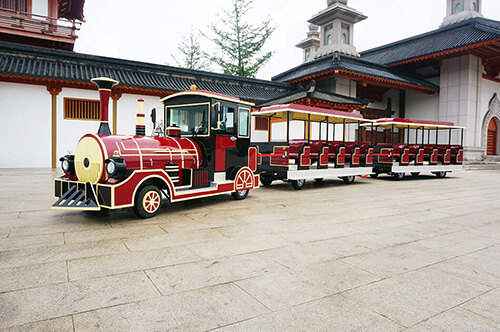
[0,7,81,39]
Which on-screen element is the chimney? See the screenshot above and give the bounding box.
[91,77,119,136]
[136,98,145,136]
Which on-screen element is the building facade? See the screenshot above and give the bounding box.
[0,0,499,168]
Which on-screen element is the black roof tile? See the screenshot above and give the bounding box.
[360,17,500,65]
[0,41,295,102]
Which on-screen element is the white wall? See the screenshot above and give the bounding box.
[0,82,51,168]
[32,0,48,17]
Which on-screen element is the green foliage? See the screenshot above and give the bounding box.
[171,31,211,71]
[203,0,275,78]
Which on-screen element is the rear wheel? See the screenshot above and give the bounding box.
[342,176,355,184]
[411,172,420,177]
[393,172,405,180]
[291,179,306,190]
[133,185,162,219]
[370,173,379,178]
[231,189,249,200]
[260,174,273,187]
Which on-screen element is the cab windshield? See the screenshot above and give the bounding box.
[167,104,209,135]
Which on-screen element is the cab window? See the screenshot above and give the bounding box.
[167,104,208,135]
[239,108,249,137]
[219,106,235,135]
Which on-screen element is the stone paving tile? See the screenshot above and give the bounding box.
[216,220,305,239]
[461,287,500,324]
[145,252,287,295]
[0,261,67,293]
[235,268,345,311]
[341,226,428,250]
[67,246,202,281]
[406,307,499,332]
[260,237,371,269]
[343,268,492,327]
[279,222,361,244]
[431,246,500,288]
[0,272,160,329]
[187,233,293,260]
[1,316,74,332]
[73,283,269,331]
[8,220,111,237]
[0,239,128,269]
[63,224,166,244]
[340,242,451,277]
[0,233,65,251]
[416,230,499,257]
[212,294,403,332]
[122,228,227,252]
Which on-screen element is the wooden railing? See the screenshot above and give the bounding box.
[0,7,81,39]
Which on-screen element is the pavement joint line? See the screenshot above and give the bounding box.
[143,270,163,296]
[120,238,132,252]
[461,302,500,324]
[232,281,273,313]
[65,260,70,283]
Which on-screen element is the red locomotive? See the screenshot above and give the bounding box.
[53,77,259,218]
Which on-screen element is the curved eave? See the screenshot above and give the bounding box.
[288,69,438,94]
[388,38,500,67]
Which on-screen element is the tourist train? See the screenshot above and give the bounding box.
[52,78,464,218]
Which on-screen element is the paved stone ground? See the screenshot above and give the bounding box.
[0,168,499,331]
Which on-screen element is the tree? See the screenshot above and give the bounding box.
[171,31,211,71]
[204,0,275,78]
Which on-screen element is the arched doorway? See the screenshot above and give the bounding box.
[487,118,498,155]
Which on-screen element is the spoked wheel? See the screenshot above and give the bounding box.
[411,172,420,177]
[133,185,162,219]
[231,189,249,200]
[393,173,405,180]
[314,178,324,182]
[370,173,379,178]
[291,179,306,190]
[260,175,273,187]
[434,171,447,178]
[341,176,355,184]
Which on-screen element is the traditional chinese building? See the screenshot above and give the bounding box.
[0,0,499,167]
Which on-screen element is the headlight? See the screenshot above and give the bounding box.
[105,156,126,179]
[59,155,74,174]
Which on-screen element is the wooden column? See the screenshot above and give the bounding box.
[111,91,122,135]
[47,85,62,168]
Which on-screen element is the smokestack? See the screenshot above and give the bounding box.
[136,98,145,136]
[91,77,119,136]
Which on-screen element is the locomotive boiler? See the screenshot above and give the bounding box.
[53,77,259,218]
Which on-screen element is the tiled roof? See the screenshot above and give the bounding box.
[360,17,500,65]
[272,53,438,92]
[256,84,368,108]
[0,41,295,102]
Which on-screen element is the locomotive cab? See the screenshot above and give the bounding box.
[162,88,254,188]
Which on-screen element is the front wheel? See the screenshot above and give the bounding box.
[291,179,306,190]
[434,171,447,178]
[231,189,249,200]
[341,176,355,184]
[133,185,162,219]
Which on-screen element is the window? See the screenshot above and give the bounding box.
[341,34,347,44]
[327,34,332,45]
[255,117,269,131]
[305,48,311,62]
[64,98,100,121]
[219,105,235,135]
[0,0,28,12]
[168,104,208,135]
[324,24,333,45]
[341,23,350,44]
[473,1,477,11]
[455,3,463,13]
[239,109,249,137]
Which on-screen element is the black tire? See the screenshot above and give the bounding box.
[291,179,306,190]
[435,171,447,178]
[393,172,405,180]
[133,185,162,219]
[314,178,324,182]
[411,172,420,177]
[231,189,249,200]
[370,173,379,178]
[260,175,273,187]
[342,176,355,184]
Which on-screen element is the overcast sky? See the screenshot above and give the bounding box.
[74,0,500,81]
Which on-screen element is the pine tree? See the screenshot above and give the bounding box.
[203,0,275,78]
[171,31,211,71]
